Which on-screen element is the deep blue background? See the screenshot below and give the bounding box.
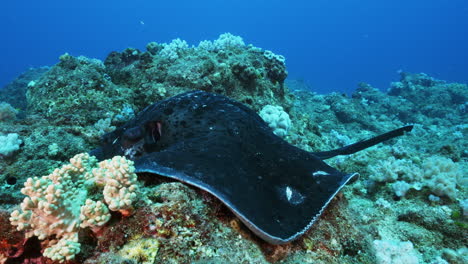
[1,0,467,94]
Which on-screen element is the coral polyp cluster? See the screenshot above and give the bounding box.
[9,153,139,262]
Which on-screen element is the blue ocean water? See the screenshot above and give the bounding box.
[1,0,467,94]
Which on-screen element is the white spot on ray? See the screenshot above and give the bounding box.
[282,186,305,205]
[313,171,329,177]
[286,186,292,201]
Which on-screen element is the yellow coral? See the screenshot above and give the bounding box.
[118,237,159,264]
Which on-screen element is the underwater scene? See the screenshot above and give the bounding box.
[0,1,467,264]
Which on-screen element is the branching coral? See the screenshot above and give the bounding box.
[9,153,139,262]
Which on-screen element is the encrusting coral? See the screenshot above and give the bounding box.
[118,236,160,264]
[259,104,292,137]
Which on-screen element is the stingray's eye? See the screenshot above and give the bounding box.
[144,121,162,150]
[146,121,161,143]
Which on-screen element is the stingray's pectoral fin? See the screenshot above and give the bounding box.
[315,125,413,160]
[344,172,359,184]
[311,167,359,190]
[89,147,104,160]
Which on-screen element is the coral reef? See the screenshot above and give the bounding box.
[26,54,135,125]
[0,102,17,121]
[0,33,466,263]
[103,33,291,112]
[0,67,49,110]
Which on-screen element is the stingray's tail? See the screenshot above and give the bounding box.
[314,125,413,160]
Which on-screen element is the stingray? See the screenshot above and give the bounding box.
[90,90,413,244]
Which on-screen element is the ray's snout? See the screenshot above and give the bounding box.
[122,126,144,148]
